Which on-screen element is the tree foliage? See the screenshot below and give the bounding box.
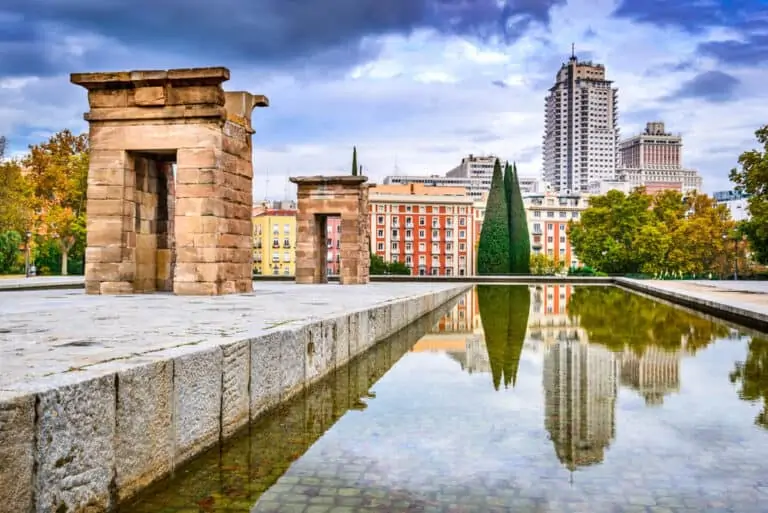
[569,188,735,275]
[0,159,33,233]
[23,130,89,275]
[730,125,768,264]
[0,231,23,274]
[506,162,530,273]
[477,285,530,390]
[477,159,511,274]
[369,252,410,275]
[530,253,562,275]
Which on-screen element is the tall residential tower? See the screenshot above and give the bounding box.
[543,52,619,193]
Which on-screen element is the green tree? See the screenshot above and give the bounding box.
[569,189,652,273]
[0,159,33,233]
[477,159,510,274]
[0,230,23,274]
[386,260,411,275]
[477,285,530,390]
[730,336,768,429]
[530,253,559,275]
[352,146,358,176]
[369,252,387,274]
[730,125,768,264]
[506,162,530,273]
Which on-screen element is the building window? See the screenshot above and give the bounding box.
[392,230,399,238]
[406,242,413,252]
[391,242,398,251]
[548,224,554,230]
[547,211,554,218]
[459,243,466,251]
[406,255,413,265]
[377,243,384,251]
[459,217,466,226]
[459,230,466,239]
[406,206,412,212]
[560,236,566,243]
[419,230,426,238]
[377,216,384,224]
[420,206,427,213]
[446,229,453,239]
[559,224,566,231]
[432,230,439,239]
[419,242,426,251]
[548,236,554,243]
[272,238,279,248]
[283,238,290,248]
[406,216,413,226]
[534,211,541,217]
[406,229,412,238]
[392,255,399,263]
[419,216,426,225]
[377,230,384,237]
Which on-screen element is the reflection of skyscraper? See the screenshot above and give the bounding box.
[544,341,619,470]
[528,285,586,347]
[620,348,681,406]
[465,335,491,373]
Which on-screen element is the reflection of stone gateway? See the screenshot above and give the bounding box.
[71,67,268,295]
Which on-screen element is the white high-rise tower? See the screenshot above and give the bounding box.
[543,49,619,193]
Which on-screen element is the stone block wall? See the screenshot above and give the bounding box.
[71,68,268,295]
[0,285,469,513]
[290,176,371,285]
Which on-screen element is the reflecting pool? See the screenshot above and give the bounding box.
[123,285,768,513]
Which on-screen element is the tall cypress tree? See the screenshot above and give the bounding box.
[509,162,531,273]
[352,146,358,176]
[477,158,511,274]
[503,162,516,272]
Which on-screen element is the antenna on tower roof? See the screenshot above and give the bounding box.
[570,42,576,61]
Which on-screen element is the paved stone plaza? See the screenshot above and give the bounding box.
[0,282,461,388]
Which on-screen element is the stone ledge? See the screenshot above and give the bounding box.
[70,67,231,90]
[0,284,469,512]
[615,278,768,332]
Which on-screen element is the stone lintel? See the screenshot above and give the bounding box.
[70,67,231,90]
[290,176,369,187]
[84,105,227,123]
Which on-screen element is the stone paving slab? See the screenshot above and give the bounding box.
[0,282,462,388]
[616,279,768,331]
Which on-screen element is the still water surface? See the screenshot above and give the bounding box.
[124,285,768,513]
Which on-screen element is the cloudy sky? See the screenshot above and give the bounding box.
[1,0,766,197]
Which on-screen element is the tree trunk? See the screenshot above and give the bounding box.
[61,248,68,276]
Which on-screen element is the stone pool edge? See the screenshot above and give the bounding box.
[615,278,768,332]
[0,284,470,513]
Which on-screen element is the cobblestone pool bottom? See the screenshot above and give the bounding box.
[123,286,768,513]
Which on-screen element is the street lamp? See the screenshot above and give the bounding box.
[723,233,738,281]
[24,231,31,278]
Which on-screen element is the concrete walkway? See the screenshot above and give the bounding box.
[0,275,84,290]
[616,278,768,331]
[0,282,463,389]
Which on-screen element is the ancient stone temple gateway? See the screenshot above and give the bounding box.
[71,67,268,295]
[290,176,371,285]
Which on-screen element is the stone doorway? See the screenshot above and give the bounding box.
[71,67,268,295]
[131,152,175,292]
[290,176,370,285]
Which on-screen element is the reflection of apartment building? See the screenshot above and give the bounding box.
[527,285,586,345]
[543,341,619,470]
[253,209,297,276]
[620,348,681,406]
[432,287,476,333]
[369,184,476,276]
[524,192,589,267]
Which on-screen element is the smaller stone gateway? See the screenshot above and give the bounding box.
[71,67,268,295]
[290,176,370,284]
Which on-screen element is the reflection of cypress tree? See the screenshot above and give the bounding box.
[730,337,768,429]
[477,285,531,390]
[568,286,727,355]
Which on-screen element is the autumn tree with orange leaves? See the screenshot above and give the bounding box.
[22,130,89,275]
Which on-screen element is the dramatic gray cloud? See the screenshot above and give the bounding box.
[668,71,740,103]
[0,0,565,78]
